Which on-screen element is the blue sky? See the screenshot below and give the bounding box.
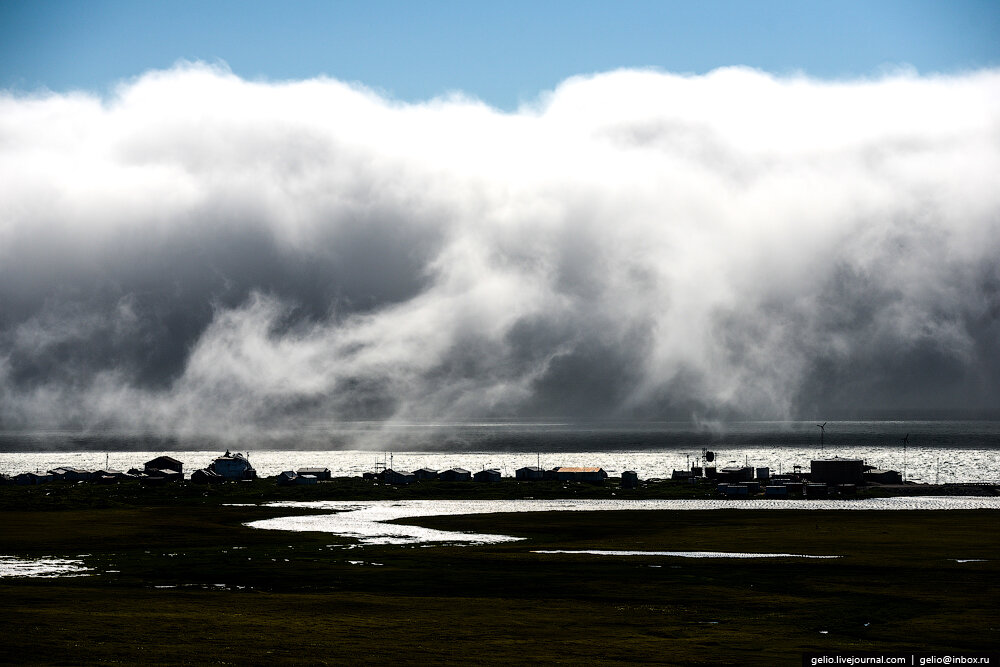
[2,0,999,109]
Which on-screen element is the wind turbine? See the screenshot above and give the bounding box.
[816,422,827,454]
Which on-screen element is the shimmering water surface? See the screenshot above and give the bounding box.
[532,550,840,558]
[2,421,998,482]
[248,497,1000,545]
[0,556,92,578]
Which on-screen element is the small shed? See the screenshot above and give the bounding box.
[473,469,501,483]
[383,469,416,485]
[191,468,223,484]
[145,456,183,474]
[15,472,51,485]
[515,466,544,481]
[864,469,902,484]
[439,468,471,482]
[48,467,93,482]
[621,471,639,489]
[551,467,608,483]
[92,469,125,484]
[144,469,182,483]
[275,470,298,485]
[413,468,439,481]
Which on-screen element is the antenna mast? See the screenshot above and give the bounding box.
[902,434,909,482]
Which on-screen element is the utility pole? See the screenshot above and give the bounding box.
[902,434,908,482]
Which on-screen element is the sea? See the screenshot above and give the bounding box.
[1,420,998,483]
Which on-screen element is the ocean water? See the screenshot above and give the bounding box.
[1,421,998,483]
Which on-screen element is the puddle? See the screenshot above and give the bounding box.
[247,497,1000,546]
[532,550,839,558]
[0,556,92,578]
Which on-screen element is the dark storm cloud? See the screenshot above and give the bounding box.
[1,63,998,438]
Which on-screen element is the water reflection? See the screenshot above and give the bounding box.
[0,556,91,578]
[248,497,1000,545]
[533,550,840,558]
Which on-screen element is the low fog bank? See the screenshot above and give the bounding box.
[3,420,999,454]
[2,64,999,441]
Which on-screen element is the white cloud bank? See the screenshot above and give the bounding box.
[1,64,998,441]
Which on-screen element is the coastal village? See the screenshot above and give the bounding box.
[0,448,911,497]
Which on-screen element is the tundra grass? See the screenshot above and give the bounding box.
[0,487,997,665]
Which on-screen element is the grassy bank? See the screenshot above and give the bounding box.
[0,482,997,665]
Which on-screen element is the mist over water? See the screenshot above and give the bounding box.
[2,420,997,451]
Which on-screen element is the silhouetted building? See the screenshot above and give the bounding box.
[515,466,544,481]
[550,467,608,483]
[413,468,439,481]
[144,456,183,474]
[14,472,51,485]
[383,469,416,484]
[92,469,125,484]
[805,483,829,498]
[439,468,471,482]
[473,469,501,483]
[810,457,864,484]
[48,467,93,482]
[191,468,223,484]
[209,451,256,480]
[143,469,182,484]
[621,471,639,489]
[275,471,298,485]
[864,469,903,484]
[717,466,754,483]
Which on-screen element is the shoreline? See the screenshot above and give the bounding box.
[2,475,997,513]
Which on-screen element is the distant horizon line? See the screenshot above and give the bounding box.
[3,413,1000,436]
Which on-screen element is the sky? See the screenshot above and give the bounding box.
[1,2,999,440]
[2,0,999,108]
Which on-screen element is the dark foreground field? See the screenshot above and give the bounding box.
[0,481,997,665]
